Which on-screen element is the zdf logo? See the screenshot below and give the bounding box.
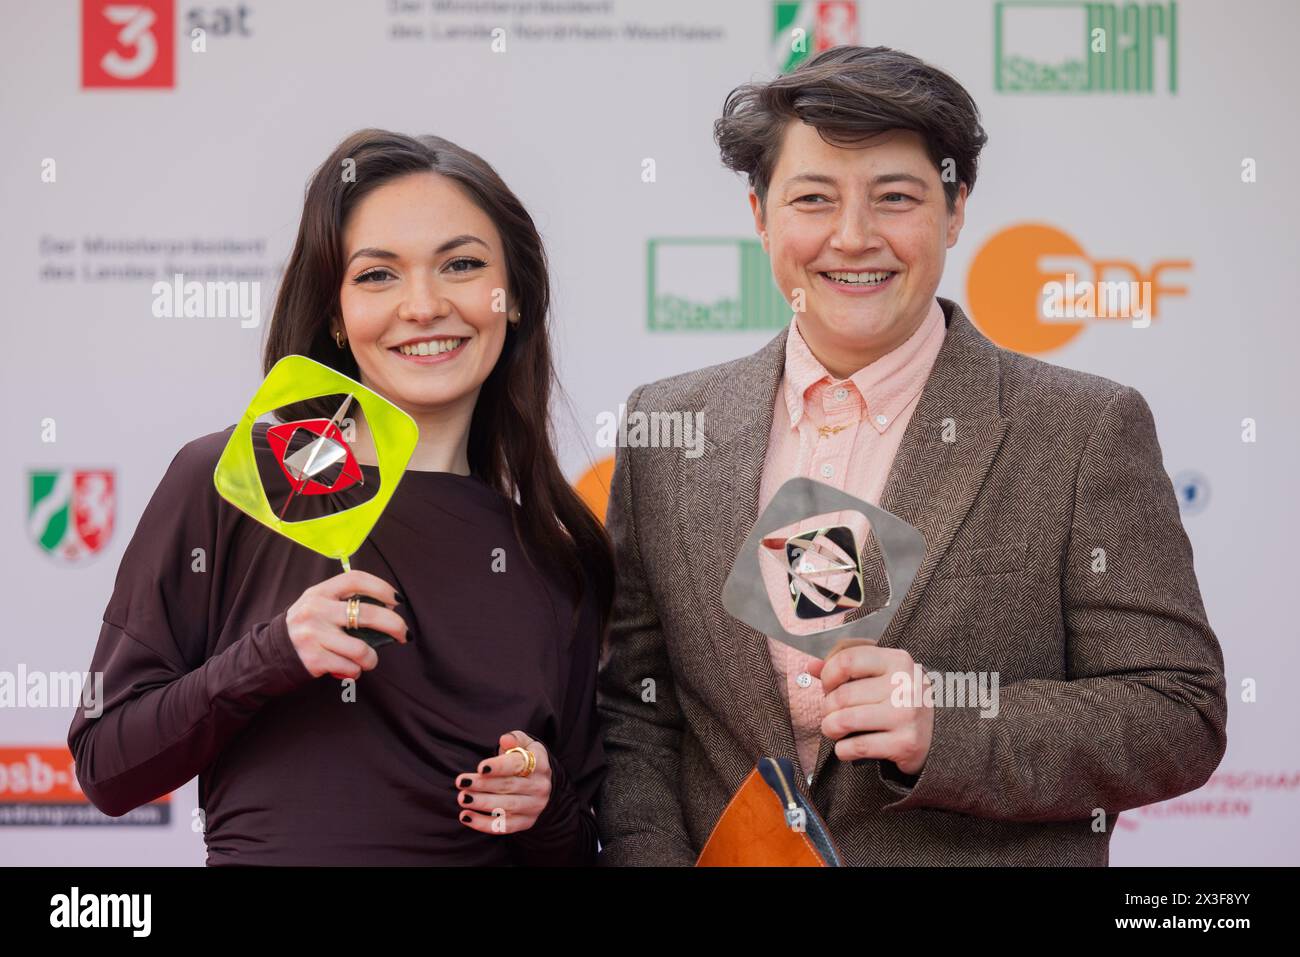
[82,0,175,88]
[965,223,1190,355]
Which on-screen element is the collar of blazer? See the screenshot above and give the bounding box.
[684,297,1012,784]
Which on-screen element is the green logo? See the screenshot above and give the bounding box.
[994,1,1178,93]
[646,238,791,332]
[772,2,859,73]
[28,469,115,562]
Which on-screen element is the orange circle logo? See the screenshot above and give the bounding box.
[966,222,1088,354]
[573,456,616,525]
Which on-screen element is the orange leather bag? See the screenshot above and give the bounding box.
[696,756,843,866]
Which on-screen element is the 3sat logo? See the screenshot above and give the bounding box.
[81,0,253,90]
[82,0,175,88]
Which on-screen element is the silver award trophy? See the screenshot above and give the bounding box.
[722,477,927,757]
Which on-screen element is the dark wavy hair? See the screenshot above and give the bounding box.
[714,45,989,215]
[262,128,613,636]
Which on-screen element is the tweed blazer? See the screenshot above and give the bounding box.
[596,297,1228,866]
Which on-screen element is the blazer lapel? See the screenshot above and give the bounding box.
[683,326,796,764]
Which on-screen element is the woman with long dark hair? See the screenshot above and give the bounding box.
[68,129,614,865]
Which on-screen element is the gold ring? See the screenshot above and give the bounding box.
[506,745,534,777]
[346,596,360,630]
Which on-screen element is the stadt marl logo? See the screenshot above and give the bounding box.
[994,0,1178,94]
[646,237,791,332]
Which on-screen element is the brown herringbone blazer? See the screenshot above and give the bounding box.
[596,297,1227,866]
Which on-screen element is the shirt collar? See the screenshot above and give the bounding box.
[781,297,946,434]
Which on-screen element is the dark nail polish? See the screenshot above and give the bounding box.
[461,813,471,823]
[457,777,470,788]
[394,591,407,604]
[482,764,492,774]
[462,794,473,804]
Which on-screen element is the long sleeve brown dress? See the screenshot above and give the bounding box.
[67,422,603,865]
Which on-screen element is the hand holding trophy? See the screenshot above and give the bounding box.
[213,355,420,671]
[699,477,927,866]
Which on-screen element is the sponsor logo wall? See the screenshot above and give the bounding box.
[2,0,1293,864]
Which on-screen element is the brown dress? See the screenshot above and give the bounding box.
[68,422,603,865]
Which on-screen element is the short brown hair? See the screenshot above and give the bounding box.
[714,45,988,215]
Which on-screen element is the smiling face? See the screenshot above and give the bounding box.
[335,171,512,419]
[750,123,966,378]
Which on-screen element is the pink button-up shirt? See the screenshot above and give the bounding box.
[757,298,947,780]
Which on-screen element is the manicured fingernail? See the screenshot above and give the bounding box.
[457,777,471,789]
[462,794,473,804]
[461,813,471,823]
[395,591,407,604]
[482,764,492,774]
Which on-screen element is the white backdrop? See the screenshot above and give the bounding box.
[1,0,1296,865]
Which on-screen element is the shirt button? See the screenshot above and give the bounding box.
[875,414,888,426]
[820,463,834,479]
[796,672,813,688]
[833,387,848,401]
